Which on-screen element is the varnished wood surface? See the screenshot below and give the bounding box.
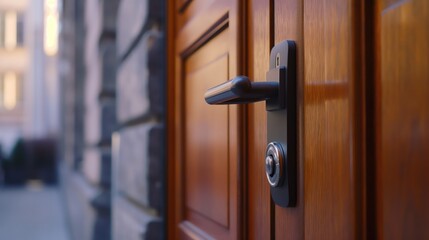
[246,0,272,239]
[377,0,429,238]
[176,0,212,30]
[274,0,304,238]
[303,0,361,238]
[169,0,242,238]
[179,25,238,240]
[184,34,229,229]
[167,0,429,238]
[176,1,229,54]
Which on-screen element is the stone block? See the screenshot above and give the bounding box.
[112,195,161,240]
[148,125,165,214]
[82,147,101,185]
[144,220,164,240]
[84,0,102,67]
[116,30,161,123]
[91,189,112,240]
[84,103,101,145]
[116,0,165,59]
[115,123,164,210]
[82,146,113,187]
[100,39,117,94]
[147,33,166,116]
[116,0,148,57]
[99,150,112,187]
[62,166,98,240]
[100,0,119,33]
[100,101,117,143]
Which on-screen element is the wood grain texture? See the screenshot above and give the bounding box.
[303,0,360,238]
[185,43,230,229]
[274,0,304,238]
[246,0,272,239]
[179,28,239,240]
[382,0,407,9]
[377,0,429,239]
[176,1,229,54]
[169,0,242,238]
[177,0,208,18]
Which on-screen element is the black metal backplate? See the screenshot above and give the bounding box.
[266,40,297,207]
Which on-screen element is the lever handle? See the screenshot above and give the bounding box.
[204,76,279,105]
[204,40,297,208]
[205,67,286,110]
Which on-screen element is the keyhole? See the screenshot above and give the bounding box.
[265,155,275,177]
[275,53,280,68]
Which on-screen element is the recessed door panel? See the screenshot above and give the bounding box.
[179,28,238,239]
[184,33,230,229]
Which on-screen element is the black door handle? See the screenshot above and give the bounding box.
[204,67,286,110]
[204,76,279,104]
[204,40,297,208]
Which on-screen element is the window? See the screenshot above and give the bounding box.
[0,11,25,49]
[44,0,58,55]
[0,72,21,110]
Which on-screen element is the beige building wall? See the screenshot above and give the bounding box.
[0,0,29,155]
[0,0,59,156]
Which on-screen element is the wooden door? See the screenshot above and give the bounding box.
[168,0,429,238]
[168,0,243,239]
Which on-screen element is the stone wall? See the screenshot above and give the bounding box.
[59,0,90,239]
[60,0,118,239]
[112,0,166,239]
[59,0,166,239]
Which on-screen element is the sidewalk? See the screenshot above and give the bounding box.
[0,185,70,240]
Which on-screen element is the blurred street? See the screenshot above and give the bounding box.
[0,185,69,240]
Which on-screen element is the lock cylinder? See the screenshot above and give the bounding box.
[265,142,285,187]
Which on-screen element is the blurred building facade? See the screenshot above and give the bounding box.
[59,0,166,239]
[0,0,59,157]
